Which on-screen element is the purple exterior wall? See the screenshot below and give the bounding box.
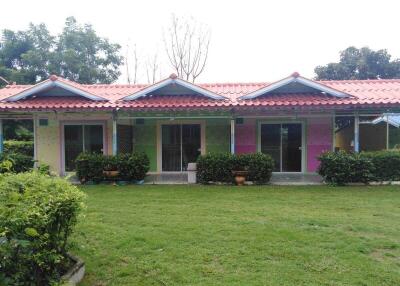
[235,118,257,154]
[307,117,333,172]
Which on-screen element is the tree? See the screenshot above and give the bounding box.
[315,46,400,80]
[164,15,210,82]
[0,24,55,85]
[54,17,122,84]
[0,17,123,86]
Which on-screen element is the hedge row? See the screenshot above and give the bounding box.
[75,152,150,183]
[318,150,400,185]
[196,153,274,184]
[0,172,85,285]
[4,140,34,157]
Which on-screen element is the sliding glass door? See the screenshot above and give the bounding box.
[162,124,201,171]
[260,123,302,172]
[64,124,104,171]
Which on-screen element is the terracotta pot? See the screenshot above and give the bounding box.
[232,170,248,186]
[234,174,246,186]
[103,170,119,178]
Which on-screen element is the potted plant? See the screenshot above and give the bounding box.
[103,157,119,179]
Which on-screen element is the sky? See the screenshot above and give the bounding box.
[1,0,400,84]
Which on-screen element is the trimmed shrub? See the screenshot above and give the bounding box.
[0,172,85,285]
[75,152,105,182]
[196,153,234,183]
[4,140,34,157]
[361,150,400,181]
[241,153,274,183]
[118,152,150,181]
[318,151,374,185]
[196,152,274,184]
[75,152,150,183]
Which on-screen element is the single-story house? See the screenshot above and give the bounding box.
[0,72,399,176]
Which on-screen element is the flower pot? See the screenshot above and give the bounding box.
[232,170,248,186]
[103,170,119,178]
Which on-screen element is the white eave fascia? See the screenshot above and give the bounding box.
[372,116,400,128]
[123,77,225,100]
[239,75,349,100]
[5,79,106,102]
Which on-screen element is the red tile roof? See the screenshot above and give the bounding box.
[0,76,400,111]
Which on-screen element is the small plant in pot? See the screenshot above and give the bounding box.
[103,157,119,179]
[232,158,249,186]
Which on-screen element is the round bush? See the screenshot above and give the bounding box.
[0,172,86,285]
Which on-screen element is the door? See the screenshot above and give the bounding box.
[162,124,201,171]
[64,124,104,171]
[260,123,302,172]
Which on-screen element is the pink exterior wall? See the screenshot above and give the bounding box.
[307,117,333,172]
[235,118,257,154]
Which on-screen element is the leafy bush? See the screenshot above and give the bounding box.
[0,172,85,285]
[0,152,34,174]
[318,151,374,185]
[196,153,274,184]
[197,153,234,183]
[118,152,150,181]
[75,152,105,183]
[4,140,34,157]
[241,153,274,183]
[75,152,150,183]
[361,150,400,181]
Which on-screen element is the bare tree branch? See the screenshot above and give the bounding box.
[125,43,131,84]
[164,15,211,82]
[146,53,159,84]
[133,44,138,84]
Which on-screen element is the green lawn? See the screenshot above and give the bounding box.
[72,185,400,285]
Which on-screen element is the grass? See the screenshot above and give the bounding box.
[72,185,400,285]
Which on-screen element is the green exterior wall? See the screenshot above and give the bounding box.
[205,118,230,153]
[133,119,157,172]
[389,126,400,149]
[131,117,230,172]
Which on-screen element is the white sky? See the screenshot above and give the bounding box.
[1,0,400,84]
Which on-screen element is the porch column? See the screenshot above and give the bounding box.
[33,116,37,167]
[112,114,117,155]
[230,119,235,154]
[0,119,3,153]
[354,115,360,152]
[332,114,336,151]
[386,114,390,150]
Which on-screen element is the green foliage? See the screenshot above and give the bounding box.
[0,17,122,85]
[362,150,400,181]
[0,159,13,173]
[318,150,400,185]
[318,151,374,185]
[75,152,150,183]
[36,163,51,176]
[4,140,34,156]
[75,152,104,182]
[196,153,274,184]
[0,172,85,285]
[117,152,151,181]
[240,153,274,183]
[196,153,234,183]
[315,46,400,80]
[0,152,34,174]
[3,120,33,141]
